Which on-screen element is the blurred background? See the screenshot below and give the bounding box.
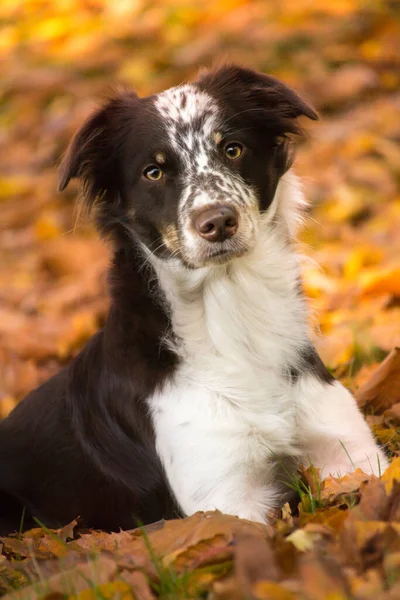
[0,0,399,419]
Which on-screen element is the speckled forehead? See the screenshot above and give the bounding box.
[154,84,221,164]
[155,84,218,125]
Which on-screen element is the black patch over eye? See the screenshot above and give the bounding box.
[224,142,243,160]
[143,165,163,181]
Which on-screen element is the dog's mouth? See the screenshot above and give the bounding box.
[203,243,248,264]
[178,236,252,269]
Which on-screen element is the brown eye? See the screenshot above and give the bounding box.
[143,165,163,181]
[224,142,243,160]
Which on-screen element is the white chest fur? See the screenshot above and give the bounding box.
[145,174,388,522]
[147,179,310,520]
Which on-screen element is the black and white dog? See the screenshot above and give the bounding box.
[0,65,387,534]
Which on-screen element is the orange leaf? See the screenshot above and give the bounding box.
[321,469,371,502]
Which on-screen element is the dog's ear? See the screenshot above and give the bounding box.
[197,64,318,132]
[58,92,138,209]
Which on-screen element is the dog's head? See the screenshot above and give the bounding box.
[59,65,317,268]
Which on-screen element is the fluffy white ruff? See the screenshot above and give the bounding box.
[146,173,388,523]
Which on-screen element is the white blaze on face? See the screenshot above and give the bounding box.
[155,84,219,176]
[154,83,259,266]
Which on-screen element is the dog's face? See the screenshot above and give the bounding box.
[59,65,317,268]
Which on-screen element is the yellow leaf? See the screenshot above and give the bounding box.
[0,175,31,200]
[360,266,400,297]
[71,581,134,600]
[252,580,295,600]
[286,529,314,552]
[350,521,395,546]
[381,457,400,495]
[343,246,383,281]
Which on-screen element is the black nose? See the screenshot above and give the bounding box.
[195,206,238,242]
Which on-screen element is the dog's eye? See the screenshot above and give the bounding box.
[224,142,243,160]
[143,165,163,181]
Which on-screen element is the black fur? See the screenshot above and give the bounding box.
[0,246,180,534]
[0,64,318,534]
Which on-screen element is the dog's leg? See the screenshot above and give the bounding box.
[157,432,284,524]
[295,375,388,479]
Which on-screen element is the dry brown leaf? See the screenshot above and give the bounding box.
[349,569,383,599]
[384,402,400,422]
[298,552,350,600]
[74,530,134,552]
[321,469,371,503]
[356,348,400,413]
[352,479,389,521]
[234,534,280,598]
[163,533,232,571]
[117,571,155,600]
[1,531,67,560]
[299,506,349,531]
[3,555,117,600]
[126,511,269,565]
[0,520,75,561]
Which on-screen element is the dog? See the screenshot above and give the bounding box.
[0,65,388,534]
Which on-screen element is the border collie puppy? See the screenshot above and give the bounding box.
[0,65,388,534]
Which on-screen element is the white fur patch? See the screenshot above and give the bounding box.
[145,176,387,522]
[295,377,388,478]
[155,84,218,169]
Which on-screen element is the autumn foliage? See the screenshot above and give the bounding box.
[0,0,399,598]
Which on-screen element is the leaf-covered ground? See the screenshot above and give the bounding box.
[0,1,399,598]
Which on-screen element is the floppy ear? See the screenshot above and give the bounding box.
[58,92,138,211]
[197,64,318,134]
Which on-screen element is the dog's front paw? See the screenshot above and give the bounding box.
[320,453,388,480]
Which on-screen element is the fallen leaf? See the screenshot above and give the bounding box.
[252,580,296,600]
[162,533,232,571]
[352,479,389,521]
[299,506,349,531]
[117,571,155,600]
[382,457,400,495]
[321,469,371,503]
[70,580,134,600]
[384,403,400,422]
[349,569,383,599]
[383,552,400,586]
[231,534,281,599]
[356,348,400,412]
[286,529,315,552]
[298,552,350,600]
[4,555,117,600]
